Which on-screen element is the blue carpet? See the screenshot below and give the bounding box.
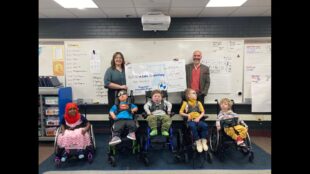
[39,133,271,174]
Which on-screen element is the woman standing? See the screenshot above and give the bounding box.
[104,52,127,109]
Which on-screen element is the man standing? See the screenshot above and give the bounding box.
[185,50,210,104]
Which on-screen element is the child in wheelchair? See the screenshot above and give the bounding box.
[179,88,208,153]
[55,103,94,163]
[143,89,172,136]
[108,90,138,146]
[216,98,248,147]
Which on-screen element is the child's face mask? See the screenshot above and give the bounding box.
[152,93,162,103]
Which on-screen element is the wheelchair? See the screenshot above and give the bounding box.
[174,91,212,168]
[53,112,96,167]
[209,99,254,162]
[107,90,142,167]
[139,90,178,166]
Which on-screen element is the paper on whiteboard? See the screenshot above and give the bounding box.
[244,65,271,99]
[125,59,186,95]
[245,45,271,65]
[244,43,271,99]
[39,47,42,56]
[251,74,271,112]
[54,47,64,60]
[90,51,101,74]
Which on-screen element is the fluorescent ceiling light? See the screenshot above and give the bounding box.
[206,0,248,7]
[54,0,98,9]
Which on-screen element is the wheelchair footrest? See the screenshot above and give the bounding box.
[150,136,168,143]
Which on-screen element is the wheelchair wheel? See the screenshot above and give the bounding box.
[54,156,61,167]
[108,155,116,167]
[245,132,252,149]
[143,156,149,166]
[206,150,213,164]
[249,151,254,162]
[90,124,96,150]
[177,129,183,150]
[87,152,93,163]
[209,126,219,153]
[54,127,61,155]
[219,151,225,162]
[184,152,189,163]
[139,134,147,152]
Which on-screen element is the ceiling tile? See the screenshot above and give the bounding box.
[133,0,170,8]
[39,0,63,9]
[40,8,76,18]
[200,7,238,17]
[230,7,270,16]
[103,7,138,18]
[260,8,271,16]
[169,7,204,17]
[94,0,134,8]
[171,0,209,8]
[39,12,48,18]
[68,8,107,18]
[242,0,271,7]
[136,7,169,17]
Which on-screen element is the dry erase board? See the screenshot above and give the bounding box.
[243,42,271,101]
[62,38,246,104]
[39,43,65,84]
[243,41,271,112]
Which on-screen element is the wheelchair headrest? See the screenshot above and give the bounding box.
[180,91,186,101]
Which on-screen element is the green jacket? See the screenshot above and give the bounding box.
[185,63,210,96]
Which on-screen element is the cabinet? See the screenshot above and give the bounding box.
[38,87,72,141]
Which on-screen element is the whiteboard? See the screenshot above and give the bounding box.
[125,59,187,95]
[251,74,271,112]
[243,43,271,102]
[39,44,65,84]
[200,40,244,95]
[65,41,108,103]
[62,38,244,104]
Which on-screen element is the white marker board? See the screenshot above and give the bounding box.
[60,38,245,104]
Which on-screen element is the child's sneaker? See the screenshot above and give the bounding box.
[78,149,84,159]
[61,151,68,162]
[201,138,209,151]
[196,139,203,153]
[150,129,158,136]
[109,136,122,146]
[127,132,136,140]
[161,130,169,136]
[236,136,245,146]
[78,154,85,159]
[61,156,67,162]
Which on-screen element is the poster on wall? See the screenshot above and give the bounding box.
[53,60,64,76]
[125,59,187,95]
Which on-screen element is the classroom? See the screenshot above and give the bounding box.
[39,0,271,174]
